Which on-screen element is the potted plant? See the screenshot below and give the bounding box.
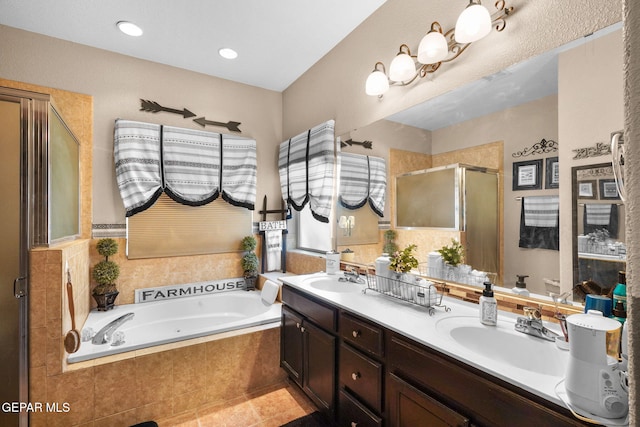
[92,238,121,311]
[389,244,419,275]
[383,229,399,255]
[437,239,465,282]
[241,235,259,291]
[437,239,464,266]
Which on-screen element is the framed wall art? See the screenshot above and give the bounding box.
[545,157,559,189]
[512,159,543,191]
[578,180,597,199]
[599,179,620,200]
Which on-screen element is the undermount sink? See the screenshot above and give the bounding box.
[435,316,567,377]
[302,276,364,293]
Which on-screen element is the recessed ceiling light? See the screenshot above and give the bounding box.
[117,21,143,37]
[218,48,238,60]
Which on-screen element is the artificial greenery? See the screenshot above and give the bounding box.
[389,244,419,273]
[92,238,120,294]
[241,235,259,277]
[438,239,464,267]
[383,229,399,255]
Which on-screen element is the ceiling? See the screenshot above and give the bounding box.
[0,0,386,92]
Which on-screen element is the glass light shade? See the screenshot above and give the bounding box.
[117,21,143,37]
[454,3,491,43]
[365,70,389,96]
[389,53,416,82]
[417,31,448,64]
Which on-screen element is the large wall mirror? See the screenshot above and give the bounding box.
[340,21,622,303]
[572,162,625,300]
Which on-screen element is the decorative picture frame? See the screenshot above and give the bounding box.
[578,180,597,199]
[545,156,559,189]
[512,159,543,191]
[599,179,620,200]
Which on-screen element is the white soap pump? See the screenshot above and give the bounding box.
[479,282,497,326]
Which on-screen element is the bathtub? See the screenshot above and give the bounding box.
[68,290,282,363]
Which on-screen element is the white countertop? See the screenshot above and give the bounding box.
[281,272,570,409]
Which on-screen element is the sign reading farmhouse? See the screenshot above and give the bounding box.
[259,220,287,231]
[135,278,245,303]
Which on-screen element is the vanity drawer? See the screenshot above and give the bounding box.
[339,343,383,413]
[338,389,383,427]
[340,312,384,357]
[282,285,337,332]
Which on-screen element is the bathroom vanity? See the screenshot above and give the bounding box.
[280,273,593,427]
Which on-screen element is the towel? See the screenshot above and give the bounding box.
[261,279,280,305]
[278,120,335,222]
[114,120,163,216]
[585,204,612,225]
[523,196,559,227]
[266,230,282,272]
[519,197,559,250]
[583,203,618,238]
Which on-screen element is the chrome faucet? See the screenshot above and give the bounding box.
[92,312,135,345]
[514,306,559,342]
[340,267,365,284]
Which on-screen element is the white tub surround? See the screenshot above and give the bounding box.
[68,290,281,363]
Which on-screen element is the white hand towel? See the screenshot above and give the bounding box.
[261,280,280,305]
[266,230,282,272]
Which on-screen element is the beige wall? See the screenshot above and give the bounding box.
[0,24,283,226]
[623,0,640,419]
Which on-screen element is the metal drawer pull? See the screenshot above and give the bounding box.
[351,372,361,381]
[352,330,361,338]
[300,326,305,333]
[296,322,300,329]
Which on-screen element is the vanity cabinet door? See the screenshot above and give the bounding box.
[303,320,337,412]
[388,373,469,427]
[281,306,304,387]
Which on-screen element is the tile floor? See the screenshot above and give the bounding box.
[155,381,317,427]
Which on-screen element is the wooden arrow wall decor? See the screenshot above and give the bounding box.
[340,138,373,149]
[139,99,242,133]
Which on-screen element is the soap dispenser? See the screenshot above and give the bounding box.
[479,282,497,326]
[512,275,530,296]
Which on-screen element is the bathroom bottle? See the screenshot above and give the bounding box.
[325,250,340,275]
[375,253,391,278]
[512,274,530,296]
[612,271,626,312]
[479,281,497,326]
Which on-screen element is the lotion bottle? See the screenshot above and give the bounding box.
[512,274,530,296]
[479,281,497,326]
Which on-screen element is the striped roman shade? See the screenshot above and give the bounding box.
[114,119,256,216]
[278,120,335,222]
[339,153,386,217]
[114,120,163,216]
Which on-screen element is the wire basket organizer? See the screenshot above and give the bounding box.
[364,267,450,316]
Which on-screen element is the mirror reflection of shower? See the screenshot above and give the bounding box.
[611,131,625,202]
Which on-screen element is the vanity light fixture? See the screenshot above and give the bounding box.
[116,21,143,37]
[218,47,238,60]
[365,0,513,97]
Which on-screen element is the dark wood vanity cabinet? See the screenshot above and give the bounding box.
[387,333,590,427]
[281,284,590,427]
[281,287,337,415]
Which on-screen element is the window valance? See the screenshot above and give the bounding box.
[114,119,256,217]
[339,153,386,217]
[278,120,335,223]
